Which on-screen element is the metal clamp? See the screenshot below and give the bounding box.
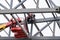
[56,7,60,13]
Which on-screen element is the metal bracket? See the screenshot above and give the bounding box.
[58,7,60,13]
[55,7,60,13]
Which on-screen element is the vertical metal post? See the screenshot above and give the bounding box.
[29,23,33,37]
[53,21,55,36]
[8,0,13,37]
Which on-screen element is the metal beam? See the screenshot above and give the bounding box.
[53,21,55,36]
[41,13,53,32]
[33,22,52,36]
[46,0,60,29]
[1,16,60,24]
[10,14,29,37]
[46,0,60,28]
[0,37,60,40]
[21,16,60,24]
[0,4,8,9]
[14,0,26,9]
[5,0,10,7]
[49,0,57,7]
[34,23,43,36]
[31,36,60,40]
[0,8,59,14]
[34,17,60,23]
[29,23,33,37]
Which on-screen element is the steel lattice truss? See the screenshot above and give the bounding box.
[0,0,60,40]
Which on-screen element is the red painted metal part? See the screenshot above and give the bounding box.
[11,27,27,38]
[0,17,28,38]
[8,18,28,38]
[6,18,21,27]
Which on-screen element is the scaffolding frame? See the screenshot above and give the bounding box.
[0,0,60,40]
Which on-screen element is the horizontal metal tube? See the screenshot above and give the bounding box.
[0,8,59,14]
